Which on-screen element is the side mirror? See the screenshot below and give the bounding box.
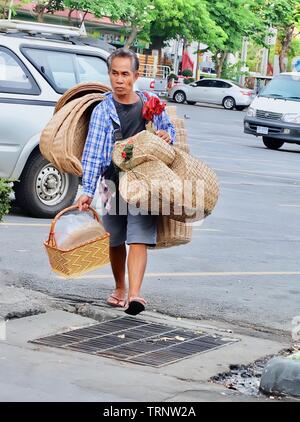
[190,82,197,87]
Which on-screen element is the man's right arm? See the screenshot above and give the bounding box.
[77,103,108,210]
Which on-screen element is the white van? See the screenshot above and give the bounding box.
[244,72,300,149]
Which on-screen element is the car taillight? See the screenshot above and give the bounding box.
[150,80,155,90]
[240,90,252,96]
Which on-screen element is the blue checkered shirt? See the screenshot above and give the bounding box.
[81,91,176,197]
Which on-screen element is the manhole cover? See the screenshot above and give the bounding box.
[31,316,238,367]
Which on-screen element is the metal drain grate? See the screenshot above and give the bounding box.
[31,316,238,367]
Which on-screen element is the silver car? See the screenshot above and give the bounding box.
[0,21,113,218]
[168,78,253,110]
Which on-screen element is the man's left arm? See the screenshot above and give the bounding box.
[154,109,176,144]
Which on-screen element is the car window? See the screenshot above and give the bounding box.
[77,55,109,85]
[196,79,215,87]
[23,48,77,91]
[213,81,231,88]
[0,47,39,95]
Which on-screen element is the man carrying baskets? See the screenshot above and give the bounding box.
[77,48,176,315]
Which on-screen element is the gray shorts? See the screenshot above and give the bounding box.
[102,212,158,247]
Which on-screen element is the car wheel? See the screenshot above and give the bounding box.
[236,105,247,111]
[14,150,79,218]
[262,137,284,150]
[187,101,196,105]
[173,91,186,104]
[222,96,236,110]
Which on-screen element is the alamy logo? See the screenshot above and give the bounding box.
[292,316,300,342]
[0,318,6,341]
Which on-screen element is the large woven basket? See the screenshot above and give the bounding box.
[44,205,110,278]
[40,94,104,175]
[119,160,183,215]
[55,82,111,113]
[150,216,192,249]
[174,128,189,153]
[112,130,176,171]
[170,147,219,222]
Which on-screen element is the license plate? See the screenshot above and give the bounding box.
[257,126,269,134]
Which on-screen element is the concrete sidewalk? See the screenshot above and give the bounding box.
[0,296,290,401]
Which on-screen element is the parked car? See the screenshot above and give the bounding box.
[244,72,300,150]
[168,78,253,110]
[0,20,153,218]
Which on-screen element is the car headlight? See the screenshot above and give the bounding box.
[282,113,300,124]
[246,107,256,117]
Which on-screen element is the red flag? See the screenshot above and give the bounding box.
[182,49,194,72]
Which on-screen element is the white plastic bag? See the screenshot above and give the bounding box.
[55,211,106,250]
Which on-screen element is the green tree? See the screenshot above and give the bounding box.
[150,0,226,55]
[262,0,300,72]
[63,0,124,25]
[33,1,64,23]
[207,0,264,77]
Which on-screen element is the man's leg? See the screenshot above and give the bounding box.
[109,243,127,302]
[127,243,147,299]
[102,212,127,307]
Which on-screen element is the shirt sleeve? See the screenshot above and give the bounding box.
[154,109,176,144]
[81,103,109,197]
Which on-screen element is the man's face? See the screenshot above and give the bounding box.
[109,57,139,96]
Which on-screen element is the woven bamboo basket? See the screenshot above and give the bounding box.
[165,105,177,118]
[170,147,219,222]
[170,117,185,129]
[40,94,104,175]
[119,160,184,215]
[112,130,176,171]
[151,216,192,249]
[55,82,111,113]
[44,205,110,278]
[174,128,190,153]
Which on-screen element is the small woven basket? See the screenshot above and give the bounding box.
[112,130,176,171]
[44,205,110,278]
[151,216,192,249]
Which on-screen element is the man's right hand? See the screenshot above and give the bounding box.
[76,194,93,211]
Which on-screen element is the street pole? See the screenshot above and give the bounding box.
[8,0,14,20]
[239,37,248,86]
[260,47,269,76]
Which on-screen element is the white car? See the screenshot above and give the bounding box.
[168,78,253,110]
[244,72,300,150]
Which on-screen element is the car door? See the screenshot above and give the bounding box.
[0,46,43,178]
[210,80,233,104]
[188,79,216,103]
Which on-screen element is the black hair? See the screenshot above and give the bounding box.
[107,48,139,72]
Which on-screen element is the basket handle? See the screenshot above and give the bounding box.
[47,205,100,248]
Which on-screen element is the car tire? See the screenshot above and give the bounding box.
[173,91,186,104]
[187,101,196,105]
[236,105,247,111]
[222,96,236,110]
[262,137,284,150]
[14,150,79,218]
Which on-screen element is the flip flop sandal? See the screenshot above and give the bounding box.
[106,294,126,308]
[124,297,147,316]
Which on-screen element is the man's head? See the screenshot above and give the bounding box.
[107,48,139,97]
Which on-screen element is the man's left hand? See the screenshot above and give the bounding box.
[156,130,171,144]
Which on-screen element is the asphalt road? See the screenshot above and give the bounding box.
[1,102,300,333]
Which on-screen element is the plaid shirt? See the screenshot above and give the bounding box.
[82,91,176,197]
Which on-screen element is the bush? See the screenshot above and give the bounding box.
[0,179,12,221]
[183,77,195,84]
[168,73,178,81]
[182,69,193,77]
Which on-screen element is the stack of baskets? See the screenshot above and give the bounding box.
[113,106,219,248]
[40,82,110,176]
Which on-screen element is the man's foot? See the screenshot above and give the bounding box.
[106,290,127,308]
[124,297,147,316]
